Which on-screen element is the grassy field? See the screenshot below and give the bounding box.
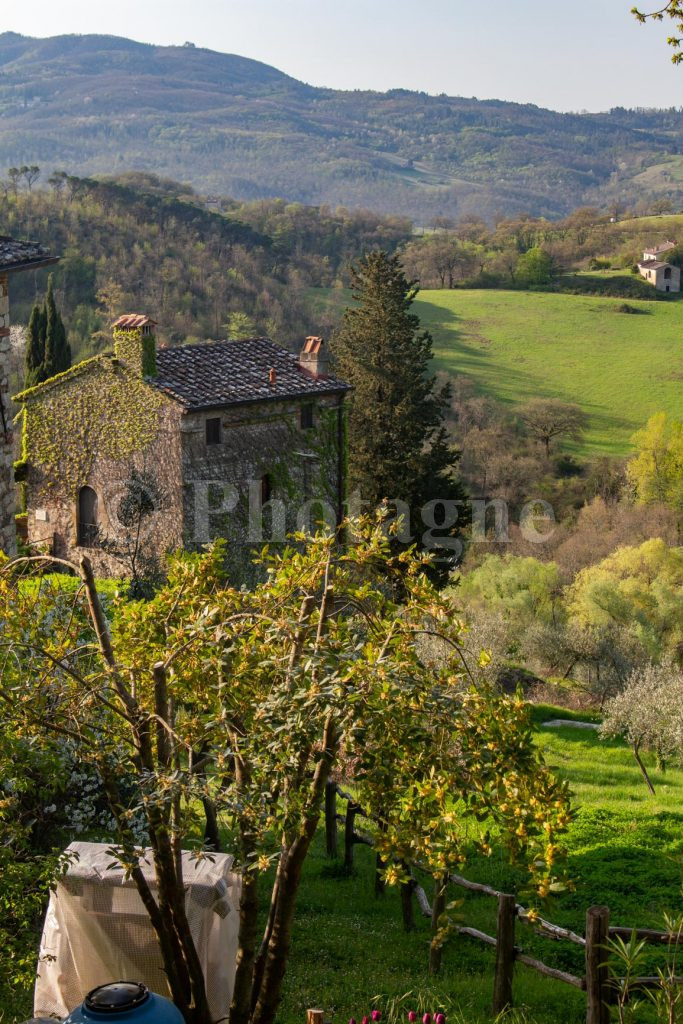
[313,287,683,457]
[420,290,682,457]
[3,707,681,1024]
[274,707,683,1024]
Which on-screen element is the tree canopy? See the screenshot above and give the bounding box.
[0,519,570,1024]
[333,251,466,567]
[627,411,683,514]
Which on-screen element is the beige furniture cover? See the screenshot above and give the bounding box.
[34,842,241,1021]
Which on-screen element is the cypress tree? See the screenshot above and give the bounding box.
[24,300,47,387]
[333,250,467,571]
[42,275,71,379]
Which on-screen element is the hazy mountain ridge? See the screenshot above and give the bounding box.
[2,32,683,221]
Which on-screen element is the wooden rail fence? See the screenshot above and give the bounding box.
[324,781,681,1024]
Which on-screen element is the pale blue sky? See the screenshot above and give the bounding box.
[5,0,681,111]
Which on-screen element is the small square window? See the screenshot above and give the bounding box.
[206,417,221,445]
[300,403,314,430]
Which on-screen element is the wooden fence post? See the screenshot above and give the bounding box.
[307,1010,324,1024]
[429,873,448,975]
[324,780,337,858]
[343,801,358,871]
[585,906,610,1024]
[493,893,517,1014]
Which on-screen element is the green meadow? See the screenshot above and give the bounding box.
[313,287,683,458]
[419,290,682,457]
[3,708,682,1023]
[274,708,682,1024]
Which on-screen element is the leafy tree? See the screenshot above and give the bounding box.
[0,519,570,1024]
[514,246,554,286]
[519,399,587,457]
[632,1,683,62]
[333,251,466,564]
[567,538,683,661]
[627,411,683,514]
[20,164,40,191]
[7,167,21,194]
[602,659,683,792]
[456,554,563,625]
[225,311,257,339]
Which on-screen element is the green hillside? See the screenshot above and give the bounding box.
[3,32,683,222]
[417,290,683,456]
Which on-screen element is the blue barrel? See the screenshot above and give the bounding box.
[63,983,185,1024]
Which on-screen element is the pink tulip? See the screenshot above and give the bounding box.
[435,1015,446,1024]
[372,1013,381,1022]
[408,1014,417,1023]
[423,1015,432,1024]
[362,1016,369,1024]
[349,1019,356,1024]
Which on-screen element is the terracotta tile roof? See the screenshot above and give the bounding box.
[0,235,58,273]
[638,260,673,270]
[112,314,158,328]
[152,337,349,410]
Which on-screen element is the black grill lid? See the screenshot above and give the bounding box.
[85,983,150,1012]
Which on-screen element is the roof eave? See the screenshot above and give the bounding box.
[160,384,351,414]
[0,255,60,275]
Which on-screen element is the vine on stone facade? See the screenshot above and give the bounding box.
[19,356,165,500]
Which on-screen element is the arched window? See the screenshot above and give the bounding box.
[77,486,99,547]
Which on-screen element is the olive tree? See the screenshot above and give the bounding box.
[601,659,683,793]
[0,518,570,1024]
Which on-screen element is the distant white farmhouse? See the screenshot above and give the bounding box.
[637,240,680,293]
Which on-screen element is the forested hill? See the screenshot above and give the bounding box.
[3,32,683,223]
[0,172,409,371]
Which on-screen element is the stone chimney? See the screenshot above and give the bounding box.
[112,314,158,377]
[0,274,15,556]
[298,336,329,379]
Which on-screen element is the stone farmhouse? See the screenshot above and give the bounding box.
[9,305,349,582]
[637,240,681,293]
[0,235,59,558]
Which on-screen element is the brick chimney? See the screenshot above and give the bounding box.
[298,336,329,379]
[112,314,158,377]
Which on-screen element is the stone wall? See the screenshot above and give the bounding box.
[0,274,16,557]
[24,358,185,575]
[181,394,346,585]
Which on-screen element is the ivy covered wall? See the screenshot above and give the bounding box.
[18,336,348,585]
[19,353,184,571]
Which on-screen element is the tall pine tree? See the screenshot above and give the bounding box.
[333,250,466,569]
[42,274,71,379]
